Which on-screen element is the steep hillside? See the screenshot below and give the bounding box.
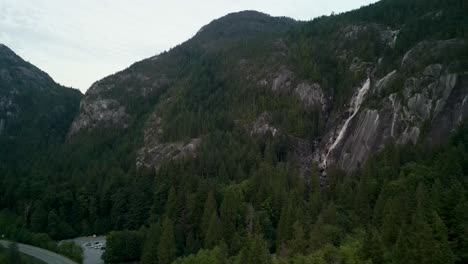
[0,44,82,165]
[1,1,467,264]
[70,1,468,177]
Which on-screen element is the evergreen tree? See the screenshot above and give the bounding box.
[362,227,384,264]
[452,195,468,262]
[30,201,48,232]
[288,221,306,255]
[354,176,372,224]
[165,186,177,218]
[238,235,272,264]
[158,218,176,264]
[142,223,162,264]
[276,200,293,251]
[204,211,223,249]
[430,212,454,264]
[220,187,240,245]
[47,210,60,238]
[103,230,143,263]
[201,191,217,239]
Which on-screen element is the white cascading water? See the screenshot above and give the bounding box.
[321,78,371,169]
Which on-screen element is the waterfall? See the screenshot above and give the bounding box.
[321,78,371,168]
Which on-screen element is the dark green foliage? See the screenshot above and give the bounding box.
[204,212,223,249]
[141,223,162,264]
[0,1,467,264]
[237,235,272,264]
[0,212,83,262]
[57,241,83,263]
[102,230,144,263]
[201,192,217,239]
[158,218,177,264]
[173,246,226,264]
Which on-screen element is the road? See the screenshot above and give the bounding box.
[0,240,78,264]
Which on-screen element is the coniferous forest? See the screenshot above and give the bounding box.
[0,0,467,263]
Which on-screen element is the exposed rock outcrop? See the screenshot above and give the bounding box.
[294,82,327,112]
[317,57,468,172]
[68,98,129,135]
[271,67,294,93]
[250,112,279,137]
[136,112,201,169]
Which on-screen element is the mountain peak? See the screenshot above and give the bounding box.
[195,10,298,41]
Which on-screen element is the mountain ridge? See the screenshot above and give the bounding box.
[0,44,82,166]
[69,2,468,175]
[0,1,467,263]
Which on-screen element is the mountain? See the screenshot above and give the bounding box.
[70,2,468,176]
[0,44,82,164]
[1,1,468,263]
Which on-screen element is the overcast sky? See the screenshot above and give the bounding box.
[0,0,377,92]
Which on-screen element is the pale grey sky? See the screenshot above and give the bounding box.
[0,0,377,92]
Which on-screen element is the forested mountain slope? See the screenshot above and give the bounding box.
[0,0,467,264]
[0,44,82,175]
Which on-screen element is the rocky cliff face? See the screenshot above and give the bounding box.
[316,39,468,173]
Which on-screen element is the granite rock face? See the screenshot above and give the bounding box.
[136,111,201,169]
[250,112,279,137]
[294,82,327,112]
[68,98,129,135]
[317,39,468,172]
[68,69,170,137]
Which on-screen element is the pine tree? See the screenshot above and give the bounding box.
[201,191,217,239]
[220,187,239,245]
[30,200,48,232]
[238,235,272,264]
[430,212,454,264]
[393,226,410,264]
[362,227,384,264]
[381,198,402,247]
[204,211,223,249]
[142,223,162,264]
[230,232,243,256]
[276,201,293,251]
[309,203,340,253]
[264,141,277,165]
[309,216,327,252]
[47,210,60,238]
[308,164,322,224]
[452,195,468,262]
[289,221,306,255]
[165,186,177,218]
[184,231,200,255]
[354,176,372,224]
[158,218,176,264]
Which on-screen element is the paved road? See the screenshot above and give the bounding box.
[0,240,78,264]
